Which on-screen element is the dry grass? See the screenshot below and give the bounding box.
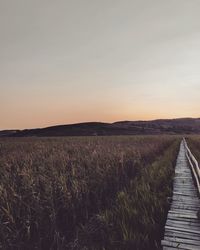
[187,135,200,161]
[0,136,180,249]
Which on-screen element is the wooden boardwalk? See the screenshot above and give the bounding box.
[162,139,200,249]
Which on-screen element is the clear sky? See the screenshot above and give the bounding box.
[1,0,200,129]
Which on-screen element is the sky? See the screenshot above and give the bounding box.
[1,0,200,129]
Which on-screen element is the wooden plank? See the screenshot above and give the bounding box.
[164,230,200,241]
[169,209,197,214]
[164,236,200,246]
[171,199,200,204]
[166,221,200,231]
[167,219,200,226]
[171,206,199,212]
[162,239,200,250]
[173,192,197,197]
[167,212,198,220]
[163,247,185,250]
[167,216,200,224]
[165,223,200,235]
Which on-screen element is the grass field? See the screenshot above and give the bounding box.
[0,136,180,250]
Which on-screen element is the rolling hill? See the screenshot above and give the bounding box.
[1,118,200,137]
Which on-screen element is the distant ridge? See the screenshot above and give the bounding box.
[0,130,20,137]
[1,118,200,137]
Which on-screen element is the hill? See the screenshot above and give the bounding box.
[0,130,20,137]
[1,118,200,137]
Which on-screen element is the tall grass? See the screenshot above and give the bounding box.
[0,136,179,249]
[73,139,180,250]
[187,136,200,161]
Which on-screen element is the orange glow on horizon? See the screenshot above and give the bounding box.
[1,1,200,130]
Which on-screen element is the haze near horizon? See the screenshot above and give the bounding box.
[1,0,200,130]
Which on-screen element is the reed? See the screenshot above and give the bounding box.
[0,136,179,249]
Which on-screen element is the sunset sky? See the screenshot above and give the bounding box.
[1,0,200,129]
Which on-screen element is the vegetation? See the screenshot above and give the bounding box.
[187,136,200,161]
[0,136,180,250]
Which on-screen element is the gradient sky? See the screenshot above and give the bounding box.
[1,0,200,129]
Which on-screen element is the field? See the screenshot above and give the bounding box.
[0,136,181,250]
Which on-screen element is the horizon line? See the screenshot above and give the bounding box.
[1,116,200,131]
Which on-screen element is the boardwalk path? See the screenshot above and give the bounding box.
[162,139,200,249]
